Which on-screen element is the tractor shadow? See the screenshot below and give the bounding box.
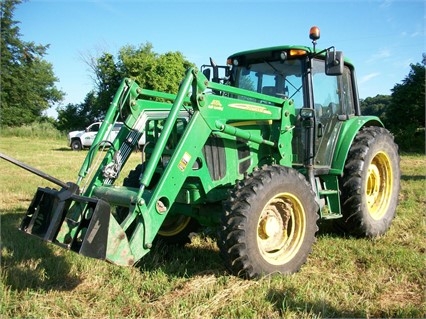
[401,174,425,182]
[53,147,75,152]
[136,221,352,278]
[265,284,364,318]
[315,218,344,238]
[135,232,227,278]
[1,212,81,292]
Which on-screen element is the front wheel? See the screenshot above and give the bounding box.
[157,213,199,245]
[71,139,82,151]
[219,165,318,279]
[336,126,400,237]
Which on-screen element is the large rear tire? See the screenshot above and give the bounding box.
[336,126,400,237]
[218,165,318,279]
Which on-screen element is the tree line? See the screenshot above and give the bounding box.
[360,58,425,152]
[1,0,424,152]
[0,0,63,126]
[54,45,194,132]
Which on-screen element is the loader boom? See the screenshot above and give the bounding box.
[19,67,296,265]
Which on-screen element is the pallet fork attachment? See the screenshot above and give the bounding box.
[20,186,135,266]
[0,152,135,266]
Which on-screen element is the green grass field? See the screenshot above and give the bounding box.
[0,136,425,318]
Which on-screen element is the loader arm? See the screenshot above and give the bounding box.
[20,67,296,266]
[98,68,295,263]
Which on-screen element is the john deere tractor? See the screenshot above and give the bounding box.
[3,27,400,278]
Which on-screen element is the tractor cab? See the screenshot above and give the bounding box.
[222,27,359,171]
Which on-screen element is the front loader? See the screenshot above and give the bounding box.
[3,27,400,278]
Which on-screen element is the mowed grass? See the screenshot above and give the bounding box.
[0,136,424,318]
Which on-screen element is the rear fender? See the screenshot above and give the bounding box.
[330,116,383,175]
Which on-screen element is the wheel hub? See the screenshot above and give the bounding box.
[365,152,393,220]
[256,193,306,265]
[263,215,281,238]
[258,198,291,253]
[367,164,381,206]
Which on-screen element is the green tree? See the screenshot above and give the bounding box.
[360,94,392,120]
[91,53,122,120]
[56,92,97,131]
[117,43,193,93]
[0,0,64,126]
[57,43,194,131]
[118,43,157,89]
[387,60,425,152]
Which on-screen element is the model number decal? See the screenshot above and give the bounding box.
[229,103,272,114]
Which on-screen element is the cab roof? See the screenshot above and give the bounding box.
[227,45,354,66]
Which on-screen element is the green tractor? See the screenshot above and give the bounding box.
[5,27,400,278]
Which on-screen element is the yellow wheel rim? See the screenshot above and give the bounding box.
[257,193,306,265]
[365,151,393,220]
[158,215,191,237]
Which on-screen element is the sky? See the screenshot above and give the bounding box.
[14,0,425,118]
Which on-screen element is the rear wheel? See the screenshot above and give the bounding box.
[337,126,400,237]
[219,165,318,278]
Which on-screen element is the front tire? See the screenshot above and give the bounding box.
[337,126,400,237]
[157,214,199,245]
[71,139,82,151]
[219,165,318,279]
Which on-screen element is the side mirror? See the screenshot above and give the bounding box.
[325,50,343,75]
[210,57,220,83]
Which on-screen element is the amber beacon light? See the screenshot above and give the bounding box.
[309,26,320,51]
[309,26,320,41]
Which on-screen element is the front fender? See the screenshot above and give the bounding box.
[330,116,383,175]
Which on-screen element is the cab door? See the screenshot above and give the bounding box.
[311,59,355,168]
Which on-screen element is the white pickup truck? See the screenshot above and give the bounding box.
[68,122,126,151]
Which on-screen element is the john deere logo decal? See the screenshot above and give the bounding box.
[208,99,223,111]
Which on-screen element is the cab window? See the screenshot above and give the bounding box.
[88,123,100,132]
[312,59,355,117]
[312,60,341,117]
[234,59,304,108]
[341,66,355,116]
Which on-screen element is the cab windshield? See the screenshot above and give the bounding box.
[233,59,304,108]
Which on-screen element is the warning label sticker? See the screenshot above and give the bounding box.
[178,152,191,171]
